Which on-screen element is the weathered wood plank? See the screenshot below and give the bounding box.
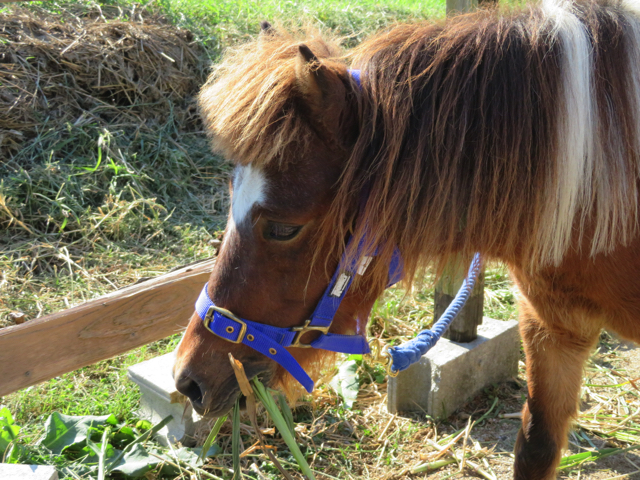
[0,259,216,397]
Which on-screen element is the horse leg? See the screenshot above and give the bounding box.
[514,299,601,480]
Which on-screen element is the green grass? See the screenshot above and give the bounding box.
[6,335,181,438]
[158,0,445,48]
[3,0,445,56]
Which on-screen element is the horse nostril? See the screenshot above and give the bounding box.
[175,374,204,407]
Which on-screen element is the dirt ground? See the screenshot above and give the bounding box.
[419,336,640,479]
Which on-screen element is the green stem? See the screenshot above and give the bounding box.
[97,426,111,480]
[200,415,228,463]
[252,378,316,480]
[411,457,457,473]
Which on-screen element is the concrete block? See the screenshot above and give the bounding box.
[0,464,58,480]
[387,317,520,418]
[128,351,205,446]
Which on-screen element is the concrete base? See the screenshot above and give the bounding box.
[387,317,520,418]
[0,464,58,480]
[128,352,204,446]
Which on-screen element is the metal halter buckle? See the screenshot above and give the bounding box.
[204,306,247,344]
[290,320,330,348]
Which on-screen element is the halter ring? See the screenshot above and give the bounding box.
[290,320,330,348]
[367,338,399,377]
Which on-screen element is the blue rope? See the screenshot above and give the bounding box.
[387,253,482,373]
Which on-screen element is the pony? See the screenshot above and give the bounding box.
[173,0,640,477]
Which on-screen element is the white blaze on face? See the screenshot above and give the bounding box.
[231,165,267,227]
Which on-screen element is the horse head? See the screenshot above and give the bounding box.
[173,27,383,416]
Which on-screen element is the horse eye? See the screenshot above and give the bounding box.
[265,222,303,241]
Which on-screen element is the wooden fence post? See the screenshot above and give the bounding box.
[435,0,486,344]
[446,0,478,15]
[434,256,485,342]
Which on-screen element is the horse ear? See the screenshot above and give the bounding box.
[260,21,274,36]
[295,43,358,144]
[295,44,334,116]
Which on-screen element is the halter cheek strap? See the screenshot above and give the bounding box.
[194,235,403,393]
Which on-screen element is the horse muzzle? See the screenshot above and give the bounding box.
[174,361,274,417]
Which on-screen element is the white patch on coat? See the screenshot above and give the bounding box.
[231,165,267,226]
[622,0,640,17]
[537,0,595,266]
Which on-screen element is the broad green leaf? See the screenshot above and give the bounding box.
[111,444,161,477]
[329,359,360,408]
[175,446,214,465]
[0,408,20,454]
[39,412,117,454]
[190,444,220,462]
[161,445,221,475]
[5,444,26,464]
[0,408,15,425]
[112,426,136,448]
[106,415,172,472]
[134,445,220,478]
[135,420,152,431]
[118,426,135,437]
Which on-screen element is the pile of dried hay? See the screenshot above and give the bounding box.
[0,4,208,160]
[0,4,226,325]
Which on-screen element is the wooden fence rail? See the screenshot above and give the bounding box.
[0,259,215,397]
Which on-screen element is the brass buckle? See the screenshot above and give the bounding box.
[290,320,330,348]
[204,306,247,344]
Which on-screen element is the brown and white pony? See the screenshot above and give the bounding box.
[174,0,640,477]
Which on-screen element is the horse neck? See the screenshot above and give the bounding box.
[349,3,640,272]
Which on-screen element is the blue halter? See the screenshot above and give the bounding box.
[195,235,402,393]
[194,69,482,393]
